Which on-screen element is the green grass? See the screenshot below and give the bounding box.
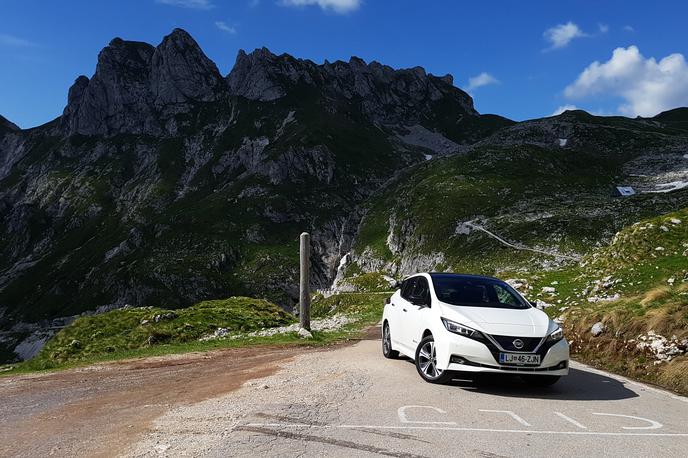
[311,291,388,319]
[0,292,386,376]
[507,207,688,394]
[22,297,294,369]
[354,143,688,276]
[332,272,395,293]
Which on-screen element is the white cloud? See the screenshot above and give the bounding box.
[156,0,214,10]
[0,33,37,48]
[551,104,579,116]
[543,22,587,50]
[624,25,635,32]
[215,21,237,34]
[464,72,499,92]
[280,0,361,14]
[598,23,609,34]
[564,45,688,117]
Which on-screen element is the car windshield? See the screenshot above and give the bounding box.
[430,275,530,309]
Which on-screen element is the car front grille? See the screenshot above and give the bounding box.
[490,335,542,352]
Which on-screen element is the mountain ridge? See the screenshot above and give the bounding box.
[1,28,688,364]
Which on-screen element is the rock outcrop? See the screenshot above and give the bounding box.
[227,48,477,125]
[0,115,19,133]
[61,29,227,136]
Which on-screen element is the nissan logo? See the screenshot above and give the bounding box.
[512,339,524,350]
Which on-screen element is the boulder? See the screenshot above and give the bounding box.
[591,322,606,337]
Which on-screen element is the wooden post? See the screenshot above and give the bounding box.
[299,232,311,331]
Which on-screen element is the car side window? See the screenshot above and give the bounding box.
[493,284,519,306]
[409,277,431,306]
[401,278,416,300]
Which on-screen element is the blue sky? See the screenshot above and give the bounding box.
[1,0,688,128]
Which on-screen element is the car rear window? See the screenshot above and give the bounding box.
[431,276,530,309]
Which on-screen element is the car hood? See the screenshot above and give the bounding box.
[438,301,551,337]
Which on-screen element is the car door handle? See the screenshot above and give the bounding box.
[402,308,407,312]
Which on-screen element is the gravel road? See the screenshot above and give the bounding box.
[0,344,312,457]
[2,327,687,457]
[127,327,688,458]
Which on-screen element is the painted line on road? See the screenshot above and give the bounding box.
[479,410,531,427]
[398,406,457,425]
[592,413,663,430]
[243,422,688,437]
[554,412,587,430]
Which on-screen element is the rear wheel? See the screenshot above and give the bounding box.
[520,375,561,386]
[415,335,453,384]
[382,322,400,359]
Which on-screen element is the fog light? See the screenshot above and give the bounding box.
[450,356,466,365]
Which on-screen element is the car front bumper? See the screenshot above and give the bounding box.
[438,332,570,376]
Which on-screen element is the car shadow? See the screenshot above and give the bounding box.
[398,356,637,401]
[445,367,639,401]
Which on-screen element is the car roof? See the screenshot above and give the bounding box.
[402,272,504,282]
[427,272,503,282]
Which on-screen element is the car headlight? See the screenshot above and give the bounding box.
[441,318,482,339]
[547,327,564,343]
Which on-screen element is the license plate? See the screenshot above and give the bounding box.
[499,353,540,365]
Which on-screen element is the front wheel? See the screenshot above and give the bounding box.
[520,375,561,386]
[415,335,453,384]
[382,322,400,359]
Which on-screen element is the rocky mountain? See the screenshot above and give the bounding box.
[1,28,687,363]
[0,115,19,133]
[0,29,514,360]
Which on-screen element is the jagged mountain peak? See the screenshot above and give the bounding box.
[230,47,454,89]
[56,29,479,137]
[151,27,225,106]
[0,115,19,132]
[97,37,155,74]
[61,28,227,136]
[227,46,476,123]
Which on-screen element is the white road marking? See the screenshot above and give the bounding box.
[592,413,663,430]
[554,412,587,430]
[397,406,457,425]
[243,422,688,437]
[478,409,531,427]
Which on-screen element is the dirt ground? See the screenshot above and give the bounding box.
[0,341,349,457]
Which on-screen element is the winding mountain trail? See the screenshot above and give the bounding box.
[464,221,582,261]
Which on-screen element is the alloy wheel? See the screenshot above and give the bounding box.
[383,325,391,354]
[418,340,443,379]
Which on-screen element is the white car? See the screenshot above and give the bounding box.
[382,273,569,385]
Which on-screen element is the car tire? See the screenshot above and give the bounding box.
[521,375,561,386]
[415,335,453,384]
[382,322,400,359]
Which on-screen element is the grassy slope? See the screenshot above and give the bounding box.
[1,292,387,375]
[524,208,688,394]
[355,143,688,274]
